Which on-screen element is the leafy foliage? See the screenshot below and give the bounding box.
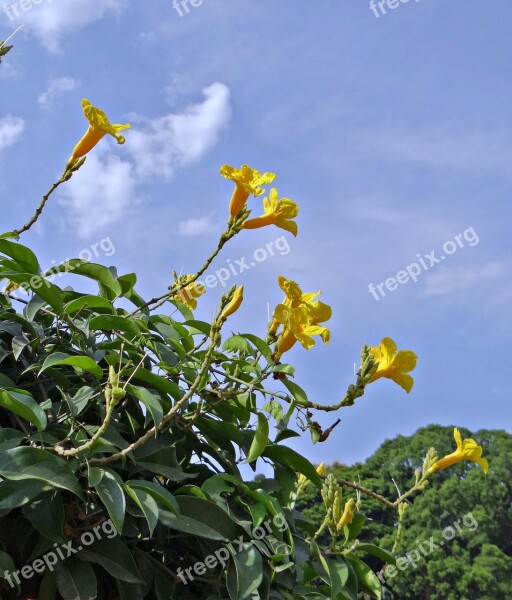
[298,425,512,600]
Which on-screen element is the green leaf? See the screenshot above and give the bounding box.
[40,352,103,379]
[94,468,126,534]
[0,388,47,431]
[126,366,180,400]
[159,496,235,540]
[345,513,367,542]
[347,556,382,599]
[226,544,263,600]
[89,314,142,337]
[128,385,164,428]
[1,272,63,312]
[355,543,396,565]
[263,445,322,489]
[0,428,25,451]
[22,491,67,543]
[124,484,159,536]
[0,447,83,498]
[79,537,142,583]
[184,319,212,335]
[319,555,350,599]
[223,335,254,355]
[54,558,97,600]
[126,480,179,515]
[64,294,113,314]
[65,385,97,417]
[246,413,270,463]
[24,294,48,321]
[282,379,309,407]
[240,333,273,362]
[0,239,40,274]
[45,260,122,295]
[0,478,50,509]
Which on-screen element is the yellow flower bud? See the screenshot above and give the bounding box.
[220,286,244,320]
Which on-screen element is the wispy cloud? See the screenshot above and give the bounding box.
[0,115,24,152]
[58,152,137,238]
[127,82,231,179]
[178,217,216,237]
[20,0,127,52]
[424,263,507,296]
[38,77,79,108]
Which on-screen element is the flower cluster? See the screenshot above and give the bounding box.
[269,276,332,361]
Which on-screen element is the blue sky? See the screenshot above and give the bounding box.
[1,0,510,468]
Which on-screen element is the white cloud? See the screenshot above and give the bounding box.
[38,77,78,108]
[424,263,507,296]
[58,152,137,239]
[127,83,232,179]
[0,115,24,152]
[17,0,127,52]
[178,217,216,237]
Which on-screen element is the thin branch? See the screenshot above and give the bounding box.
[13,159,85,237]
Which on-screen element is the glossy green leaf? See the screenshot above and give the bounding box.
[79,537,142,583]
[159,496,235,540]
[22,491,67,543]
[0,388,47,431]
[246,413,269,463]
[0,478,50,509]
[94,468,126,534]
[40,352,102,379]
[126,480,179,515]
[347,556,381,599]
[128,385,164,428]
[0,239,40,274]
[54,558,97,600]
[227,543,263,600]
[282,379,309,407]
[0,447,83,498]
[45,260,122,295]
[355,543,396,565]
[263,445,322,489]
[90,314,142,337]
[124,484,159,536]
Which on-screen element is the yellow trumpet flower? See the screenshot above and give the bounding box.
[368,337,417,393]
[220,164,276,219]
[220,286,244,320]
[429,428,489,474]
[242,188,298,236]
[69,99,131,164]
